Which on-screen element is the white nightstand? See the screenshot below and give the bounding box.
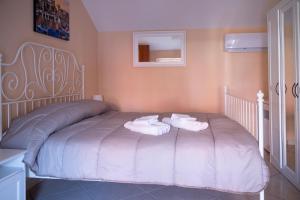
[0,149,26,200]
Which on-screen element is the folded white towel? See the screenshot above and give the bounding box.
[162,114,208,132]
[171,113,197,121]
[124,116,170,136]
[171,113,190,119]
[132,115,159,125]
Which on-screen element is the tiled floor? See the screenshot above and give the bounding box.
[27,153,300,200]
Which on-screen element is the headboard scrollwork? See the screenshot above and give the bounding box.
[0,42,85,140]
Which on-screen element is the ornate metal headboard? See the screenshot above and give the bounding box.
[0,42,85,141]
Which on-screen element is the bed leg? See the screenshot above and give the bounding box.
[260,190,264,200]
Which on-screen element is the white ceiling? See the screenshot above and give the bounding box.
[81,0,271,32]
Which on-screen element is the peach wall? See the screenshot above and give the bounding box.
[98,28,268,113]
[224,44,268,100]
[0,0,99,98]
[0,0,272,113]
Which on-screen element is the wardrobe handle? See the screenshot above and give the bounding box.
[285,84,287,94]
[275,83,279,95]
[295,83,299,98]
[292,83,296,97]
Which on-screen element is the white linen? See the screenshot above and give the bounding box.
[124,115,170,136]
[163,113,209,132]
[132,115,159,125]
[171,113,195,120]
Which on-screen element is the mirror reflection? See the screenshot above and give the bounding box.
[138,36,182,62]
[283,7,296,172]
[134,31,186,67]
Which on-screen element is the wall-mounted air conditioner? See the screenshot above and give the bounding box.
[224,33,268,52]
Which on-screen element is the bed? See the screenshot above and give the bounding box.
[0,42,268,198]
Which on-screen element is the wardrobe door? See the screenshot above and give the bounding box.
[279,0,300,187]
[296,0,300,185]
[268,9,281,170]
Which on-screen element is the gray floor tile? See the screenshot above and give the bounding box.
[210,191,281,200]
[269,166,281,177]
[27,152,300,200]
[30,179,82,199]
[216,193,256,200]
[42,188,92,200]
[135,184,167,193]
[121,193,157,200]
[28,178,300,200]
[149,186,218,200]
[264,193,284,200]
[265,159,280,177]
[80,181,146,200]
[265,174,300,200]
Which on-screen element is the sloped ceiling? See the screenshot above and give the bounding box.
[82,0,273,32]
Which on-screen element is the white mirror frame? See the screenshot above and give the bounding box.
[133,31,186,67]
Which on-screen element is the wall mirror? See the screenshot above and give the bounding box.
[133,31,186,67]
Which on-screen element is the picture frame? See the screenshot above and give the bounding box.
[34,0,70,41]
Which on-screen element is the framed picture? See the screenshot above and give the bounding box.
[34,0,70,41]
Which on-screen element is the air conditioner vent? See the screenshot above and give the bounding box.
[224,33,268,52]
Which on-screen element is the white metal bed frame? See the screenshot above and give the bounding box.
[224,87,261,139]
[0,42,265,199]
[224,86,265,200]
[0,42,85,141]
